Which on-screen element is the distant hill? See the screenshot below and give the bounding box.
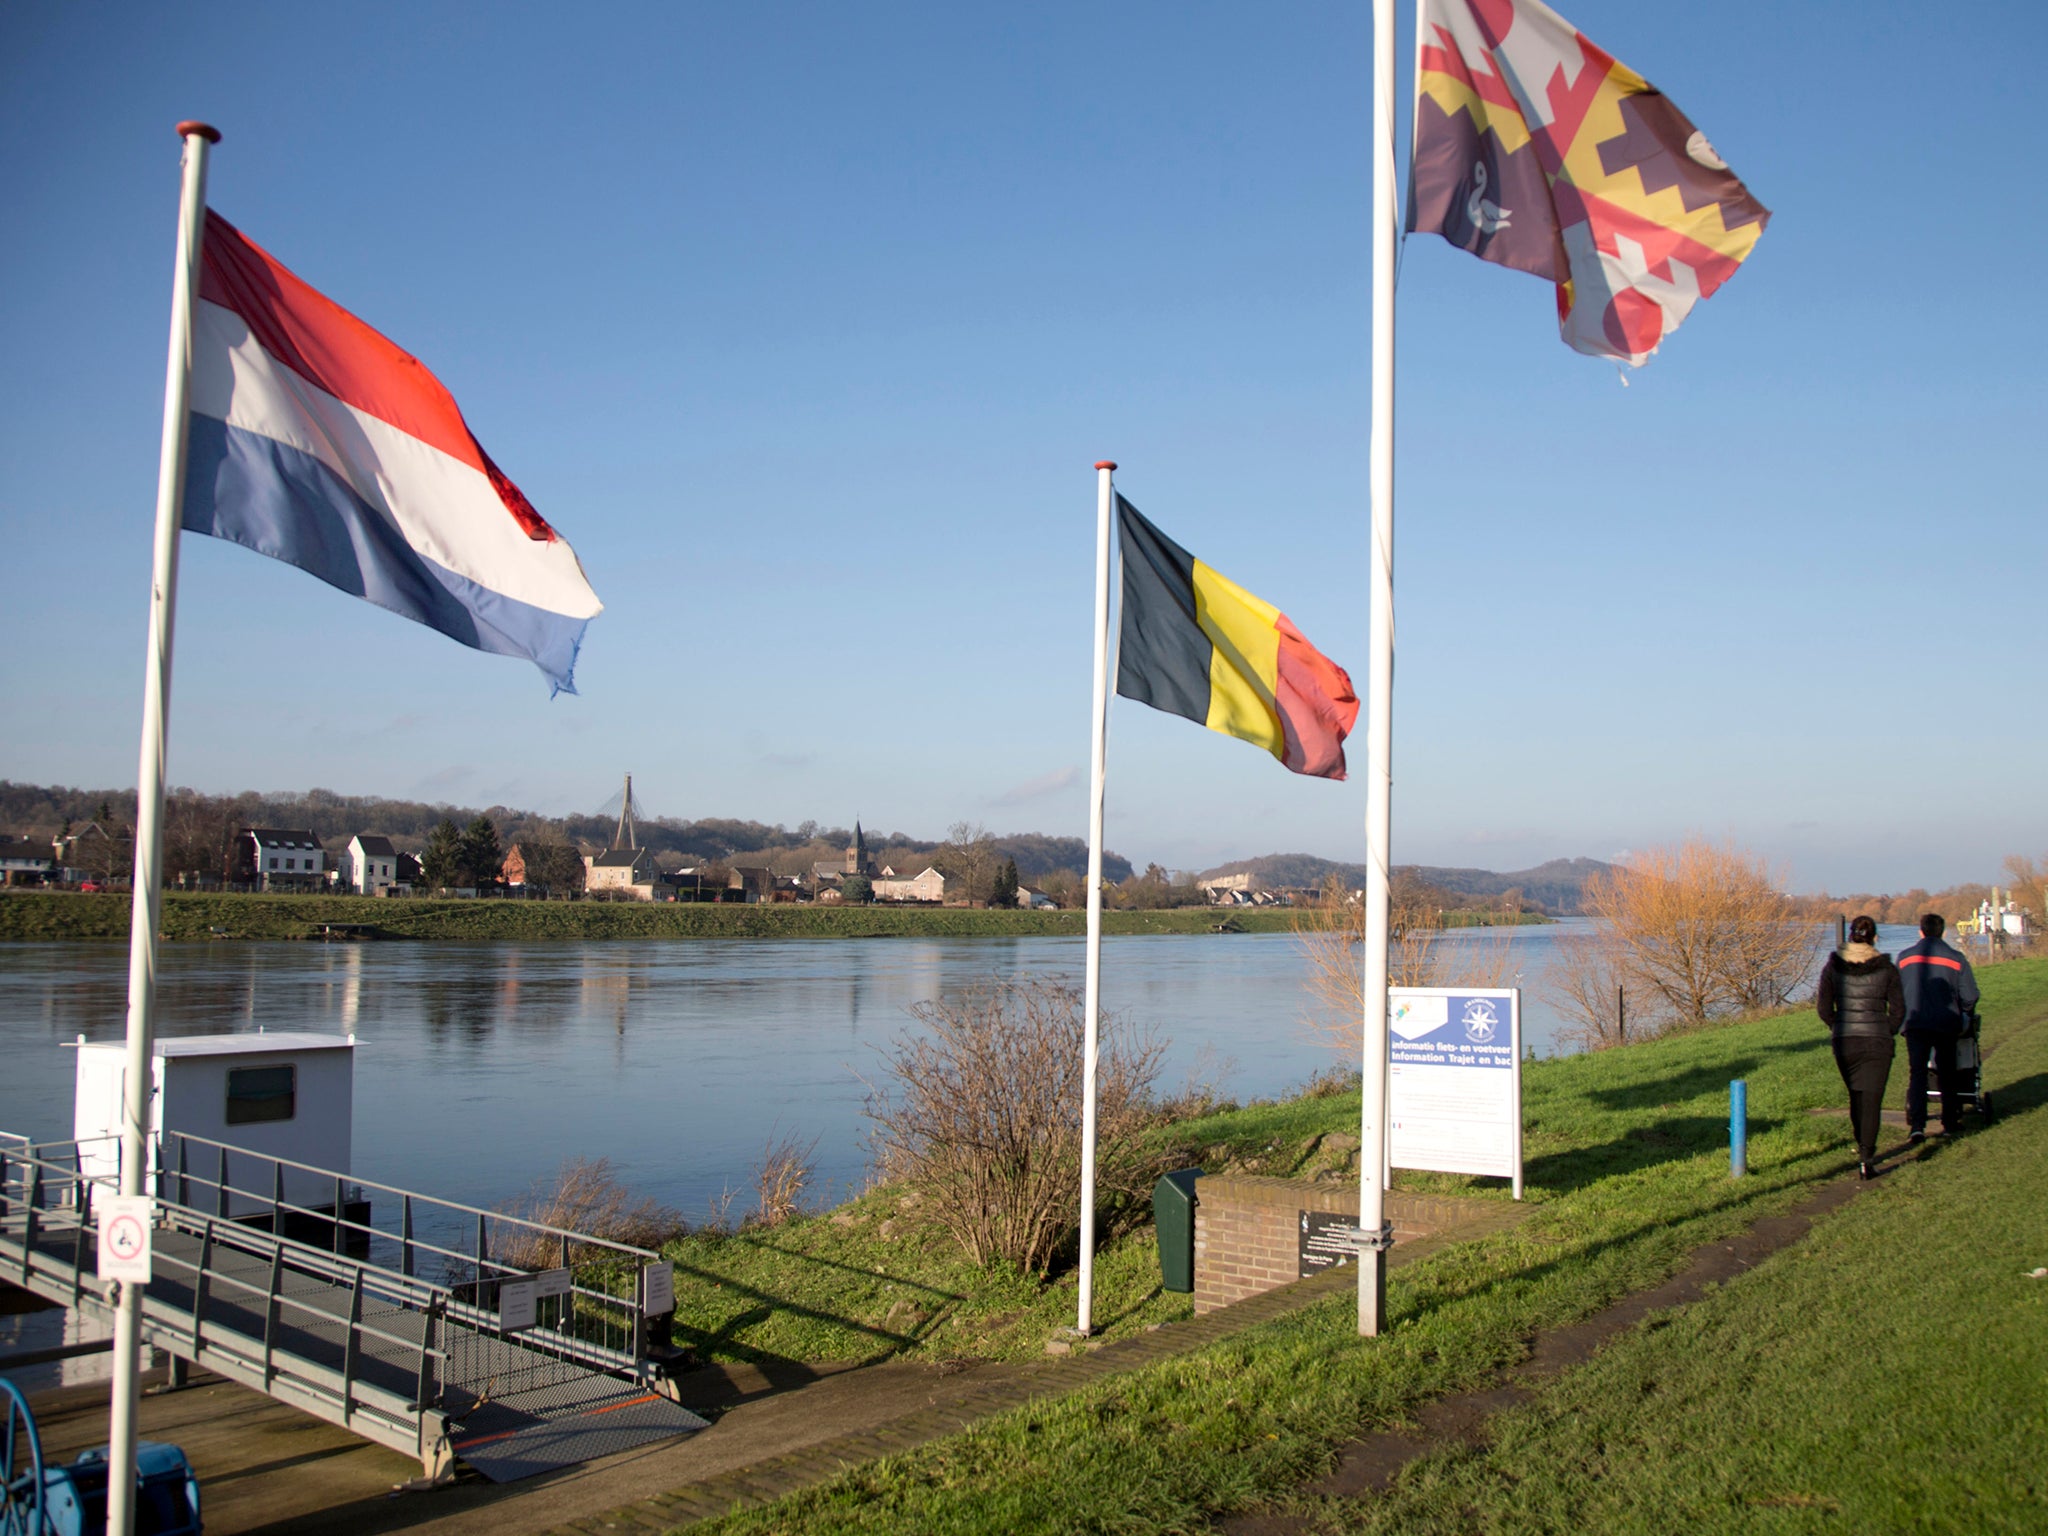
[1197,853,1615,915]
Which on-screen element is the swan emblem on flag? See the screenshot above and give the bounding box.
[1462,999,1499,1043]
[1466,161,1510,234]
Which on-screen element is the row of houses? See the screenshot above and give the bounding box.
[4,822,1062,908]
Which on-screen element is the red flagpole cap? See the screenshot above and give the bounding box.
[1093,460,1117,471]
[175,121,222,144]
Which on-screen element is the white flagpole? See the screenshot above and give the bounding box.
[107,118,217,1535]
[1076,458,1116,1336]
[1359,0,1398,1338]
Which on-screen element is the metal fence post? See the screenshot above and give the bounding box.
[341,1266,365,1425]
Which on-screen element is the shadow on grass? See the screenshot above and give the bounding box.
[1394,1152,1839,1331]
[1524,1115,1785,1194]
[1988,1069,2048,1116]
[663,1244,970,1369]
[1092,1282,1164,1336]
[1582,1037,1826,1112]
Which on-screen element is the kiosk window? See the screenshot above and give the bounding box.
[226,1065,296,1124]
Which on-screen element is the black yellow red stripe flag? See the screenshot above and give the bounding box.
[1115,495,1359,780]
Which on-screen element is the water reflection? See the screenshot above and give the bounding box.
[0,931,1588,1218]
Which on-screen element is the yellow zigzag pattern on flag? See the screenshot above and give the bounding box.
[1557,70,1766,267]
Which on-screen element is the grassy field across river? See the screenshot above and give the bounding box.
[659,958,2048,1534]
[0,890,1294,942]
[0,890,1539,943]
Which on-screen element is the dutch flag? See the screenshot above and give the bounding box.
[183,211,602,694]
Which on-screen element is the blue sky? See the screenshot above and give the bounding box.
[2,1,2041,894]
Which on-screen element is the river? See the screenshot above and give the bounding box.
[0,928,1596,1221]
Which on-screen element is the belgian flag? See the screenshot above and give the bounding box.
[1115,495,1359,780]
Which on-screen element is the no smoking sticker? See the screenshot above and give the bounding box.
[98,1195,154,1284]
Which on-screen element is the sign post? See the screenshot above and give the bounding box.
[1388,987,1524,1199]
[99,1196,156,1286]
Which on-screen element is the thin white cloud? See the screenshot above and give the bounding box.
[989,765,1079,807]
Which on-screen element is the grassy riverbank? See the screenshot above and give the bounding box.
[0,890,1300,943]
[667,959,2048,1534]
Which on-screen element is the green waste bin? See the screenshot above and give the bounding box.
[1153,1168,1202,1293]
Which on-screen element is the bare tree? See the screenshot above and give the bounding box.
[1552,839,1821,1046]
[1546,924,1634,1051]
[1295,876,1518,1057]
[2003,854,2045,922]
[936,820,998,906]
[864,979,1164,1275]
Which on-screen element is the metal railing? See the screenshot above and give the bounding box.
[2,1135,451,1462]
[150,1129,668,1374]
[1,1129,681,1469]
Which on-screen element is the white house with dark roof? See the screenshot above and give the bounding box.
[585,846,659,899]
[239,829,326,892]
[1,836,54,886]
[346,834,402,895]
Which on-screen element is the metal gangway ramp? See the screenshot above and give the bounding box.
[0,1131,706,1483]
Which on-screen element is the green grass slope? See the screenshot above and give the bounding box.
[679,959,2048,1535]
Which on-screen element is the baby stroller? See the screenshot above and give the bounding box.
[1922,1008,1994,1125]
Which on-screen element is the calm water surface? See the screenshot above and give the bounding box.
[0,930,1586,1218]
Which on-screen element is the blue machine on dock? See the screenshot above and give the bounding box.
[1,1380,200,1536]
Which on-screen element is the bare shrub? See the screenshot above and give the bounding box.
[1298,1064,1361,1099]
[1546,924,1636,1052]
[753,1130,820,1228]
[1551,839,1823,1047]
[1147,1042,1238,1122]
[493,1155,685,1270]
[864,978,1165,1276]
[1296,875,1520,1057]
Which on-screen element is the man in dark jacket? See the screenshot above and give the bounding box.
[1817,914,1906,1178]
[1897,913,1980,1141]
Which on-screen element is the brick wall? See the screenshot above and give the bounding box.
[1191,1175,1473,1314]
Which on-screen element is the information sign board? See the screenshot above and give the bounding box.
[1298,1211,1357,1277]
[1388,987,1523,1198]
[642,1261,675,1315]
[499,1277,538,1333]
[534,1266,572,1301]
[98,1195,154,1284]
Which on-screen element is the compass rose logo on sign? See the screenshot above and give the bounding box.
[1462,999,1499,1044]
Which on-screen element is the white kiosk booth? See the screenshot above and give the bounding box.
[71,1031,357,1228]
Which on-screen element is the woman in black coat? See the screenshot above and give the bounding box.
[1817,914,1906,1178]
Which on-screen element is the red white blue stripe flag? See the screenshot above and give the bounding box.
[184,211,602,693]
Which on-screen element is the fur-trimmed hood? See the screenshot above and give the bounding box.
[1836,943,1887,969]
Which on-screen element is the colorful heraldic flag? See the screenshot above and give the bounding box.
[1115,496,1359,779]
[1408,0,1770,366]
[183,212,602,693]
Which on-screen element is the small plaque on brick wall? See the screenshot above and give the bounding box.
[1298,1210,1356,1277]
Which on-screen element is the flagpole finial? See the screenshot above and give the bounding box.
[175,121,221,143]
[1094,460,1117,471]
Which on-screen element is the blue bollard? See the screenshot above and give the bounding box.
[1730,1079,1748,1177]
